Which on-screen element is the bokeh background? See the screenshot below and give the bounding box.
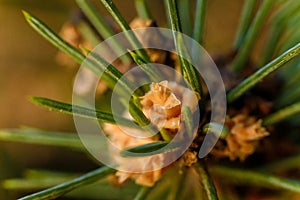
[0,0,245,199]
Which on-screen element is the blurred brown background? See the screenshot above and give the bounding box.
[0,0,243,199]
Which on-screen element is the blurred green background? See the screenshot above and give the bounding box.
[0,0,244,199]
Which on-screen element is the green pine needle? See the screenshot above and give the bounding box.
[211,165,300,193]
[195,162,219,200]
[120,141,171,157]
[5,169,139,199]
[202,122,229,139]
[18,166,116,200]
[85,50,138,96]
[133,186,152,200]
[260,154,300,172]
[29,97,139,128]
[233,0,256,50]
[261,1,300,65]
[22,10,85,64]
[166,0,202,96]
[193,0,207,45]
[75,0,131,64]
[182,106,194,138]
[177,0,192,36]
[163,0,172,28]
[99,0,150,62]
[4,178,73,191]
[231,0,275,72]
[0,129,83,150]
[227,42,300,103]
[128,97,154,130]
[135,0,152,19]
[3,169,78,191]
[129,51,162,82]
[263,101,300,125]
[22,11,131,95]
[77,21,101,46]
